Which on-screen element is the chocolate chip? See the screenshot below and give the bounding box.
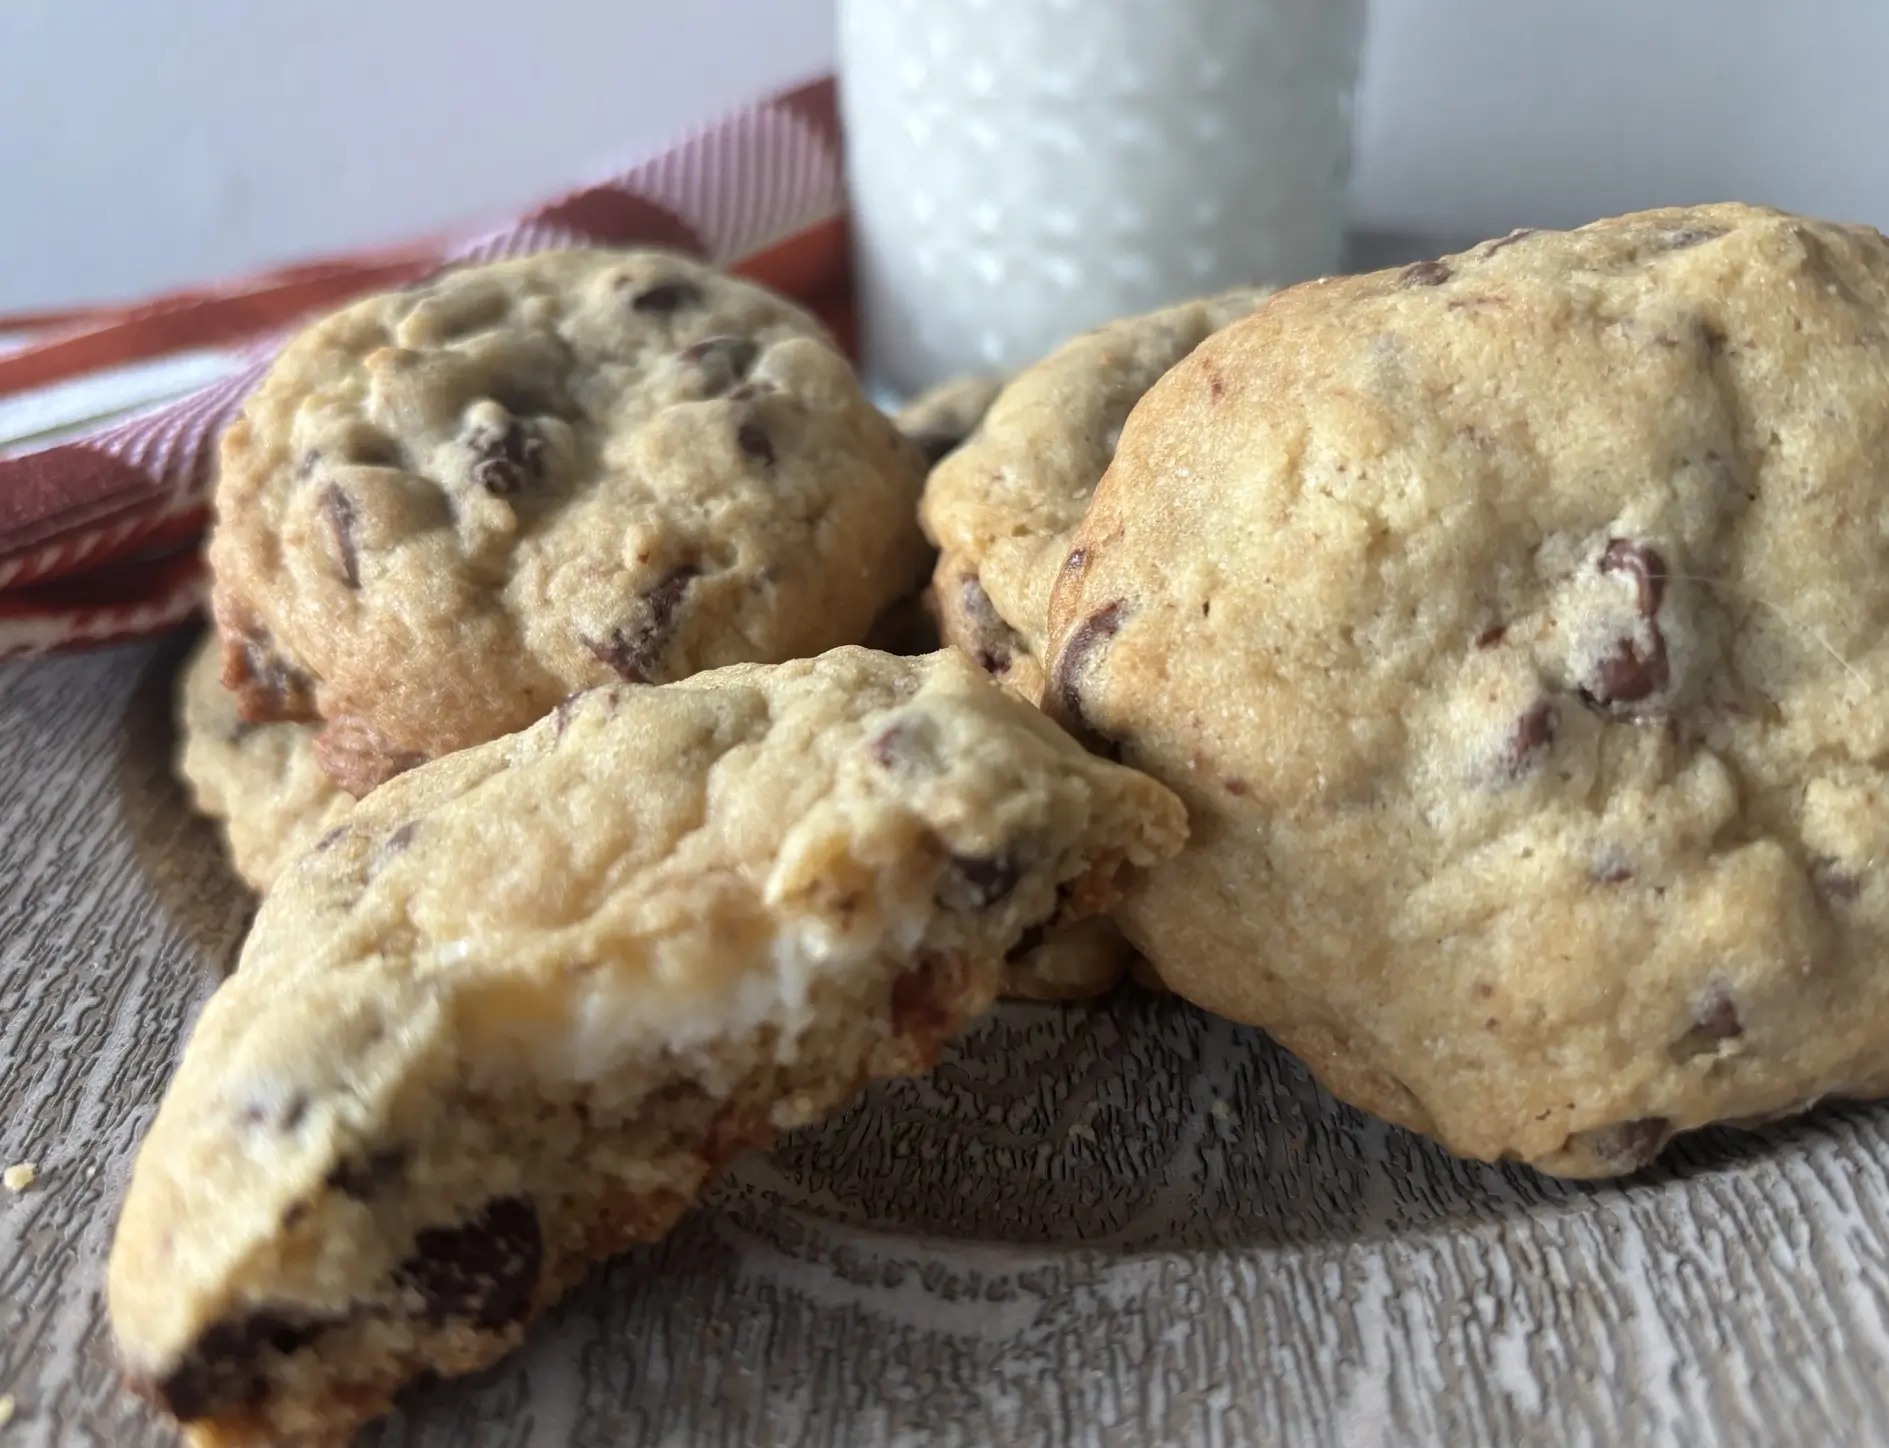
[325,1146,408,1200]
[868,717,942,775]
[1507,700,1558,775]
[1600,539,1668,616]
[229,635,318,722]
[630,280,703,314]
[1223,778,1250,797]
[681,335,757,368]
[679,335,761,400]
[1475,625,1507,650]
[241,1091,308,1133]
[154,1311,319,1421]
[397,1195,542,1329]
[1399,259,1452,287]
[552,692,587,739]
[1052,600,1126,733]
[959,575,1015,675]
[584,565,698,684]
[1581,539,1673,712]
[736,421,775,467]
[369,823,419,879]
[1570,1116,1669,1174]
[467,418,545,495]
[938,852,1021,912]
[681,333,758,373]
[868,722,908,770]
[1483,227,1539,256]
[319,485,360,589]
[1585,637,1671,708]
[1594,861,1634,885]
[1692,988,1742,1041]
[1814,858,1863,901]
[1663,227,1722,250]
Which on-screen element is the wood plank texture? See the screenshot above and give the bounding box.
[4,636,1889,1447]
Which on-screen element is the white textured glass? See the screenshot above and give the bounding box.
[839,0,1367,394]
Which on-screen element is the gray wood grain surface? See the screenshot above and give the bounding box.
[4,634,1888,1448]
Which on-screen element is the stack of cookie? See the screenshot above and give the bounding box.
[113,250,1189,1446]
[113,201,1889,1445]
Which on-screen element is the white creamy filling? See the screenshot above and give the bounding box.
[459,899,938,1096]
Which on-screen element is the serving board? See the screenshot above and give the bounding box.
[3,632,1889,1448]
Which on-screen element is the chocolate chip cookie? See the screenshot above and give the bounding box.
[110,646,1186,1445]
[1047,204,1889,1177]
[920,290,1269,706]
[209,250,930,796]
[175,634,351,892]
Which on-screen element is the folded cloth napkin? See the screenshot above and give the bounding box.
[0,77,848,660]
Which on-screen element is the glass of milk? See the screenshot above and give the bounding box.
[838,0,1368,397]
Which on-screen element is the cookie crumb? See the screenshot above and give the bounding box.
[2,1164,34,1193]
[0,1392,15,1425]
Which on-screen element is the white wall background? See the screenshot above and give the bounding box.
[4,0,1889,312]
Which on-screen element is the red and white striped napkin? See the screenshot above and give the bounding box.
[0,77,849,660]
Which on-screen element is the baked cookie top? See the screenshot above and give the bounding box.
[175,635,351,893]
[1047,204,1889,1175]
[920,289,1269,702]
[111,647,1185,1444]
[209,249,930,794]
